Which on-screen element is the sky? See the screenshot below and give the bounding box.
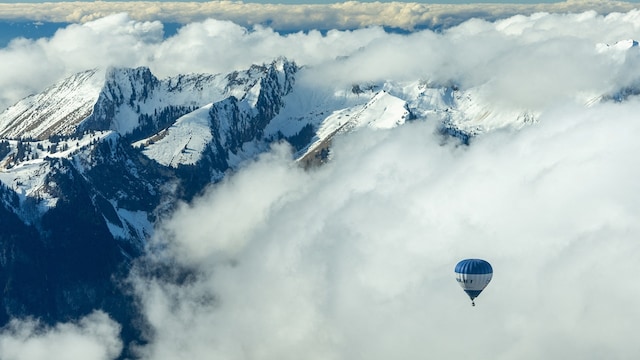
[2,4,640,360]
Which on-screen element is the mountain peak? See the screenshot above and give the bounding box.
[0,69,104,140]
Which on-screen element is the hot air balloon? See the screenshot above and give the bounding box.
[455,259,492,306]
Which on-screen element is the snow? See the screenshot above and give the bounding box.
[350,91,410,129]
[135,62,284,168]
[382,80,540,135]
[105,207,153,244]
[385,81,455,117]
[0,160,56,222]
[294,90,410,159]
[0,130,114,221]
[137,105,213,168]
[242,80,262,108]
[0,62,546,180]
[101,68,231,135]
[265,84,372,140]
[0,69,105,139]
[0,65,239,140]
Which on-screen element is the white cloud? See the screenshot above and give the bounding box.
[4,9,640,112]
[133,97,640,359]
[6,7,640,112]
[125,9,640,359]
[0,1,638,32]
[0,311,122,360]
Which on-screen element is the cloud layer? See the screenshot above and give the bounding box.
[3,9,640,112]
[2,7,640,360]
[134,100,640,359]
[0,0,639,32]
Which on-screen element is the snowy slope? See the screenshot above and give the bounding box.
[343,90,411,130]
[294,89,410,159]
[84,67,230,136]
[0,69,105,139]
[133,60,295,168]
[136,105,213,168]
[0,66,238,141]
[0,130,113,220]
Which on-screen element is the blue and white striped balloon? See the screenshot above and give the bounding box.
[455,259,493,306]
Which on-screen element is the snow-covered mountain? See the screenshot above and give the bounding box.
[0,69,104,139]
[0,65,248,140]
[0,51,636,356]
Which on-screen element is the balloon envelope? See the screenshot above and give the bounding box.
[455,259,493,301]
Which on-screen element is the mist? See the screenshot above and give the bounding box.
[1,7,640,360]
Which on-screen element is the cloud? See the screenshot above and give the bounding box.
[295,10,640,110]
[132,97,640,359]
[0,1,639,32]
[124,9,640,360]
[4,9,640,112]
[0,311,122,360]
